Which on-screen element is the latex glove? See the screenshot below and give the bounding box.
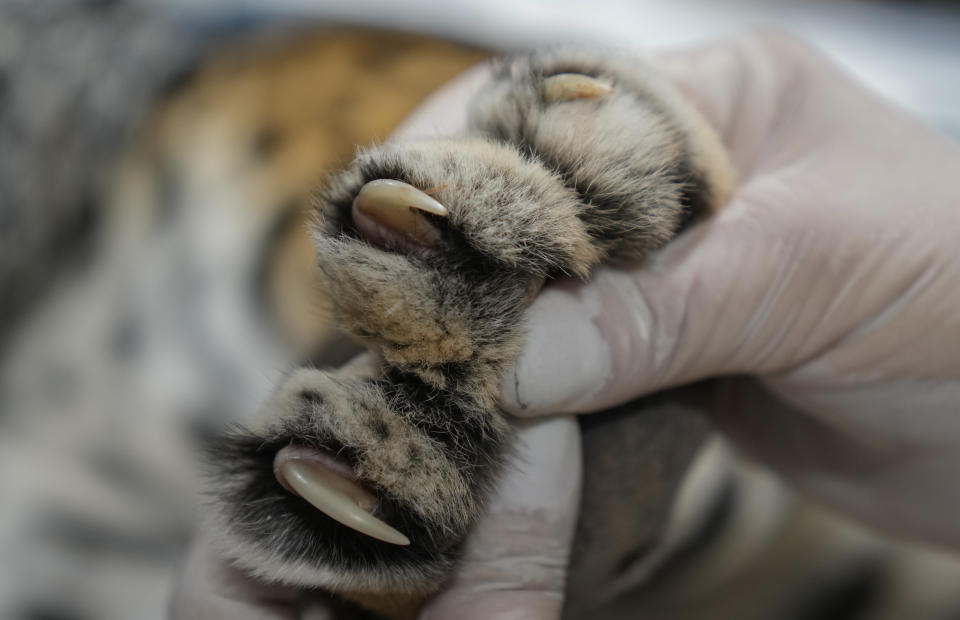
[498,32,960,548]
[172,417,581,619]
[419,417,581,619]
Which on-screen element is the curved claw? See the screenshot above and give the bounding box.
[275,450,411,546]
[543,73,613,103]
[352,179,448,249]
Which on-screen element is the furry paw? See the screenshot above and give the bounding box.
[469,48,733,259]
[206,48,733,615]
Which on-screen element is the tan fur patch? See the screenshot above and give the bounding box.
[152,31,489,356]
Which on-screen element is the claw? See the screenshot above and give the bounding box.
[275,447,410,546]
[352,179,447,249]
[543,73,613,103]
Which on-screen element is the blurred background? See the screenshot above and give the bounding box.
[0,1,958,619]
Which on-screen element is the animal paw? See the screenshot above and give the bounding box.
[206,47,733,616]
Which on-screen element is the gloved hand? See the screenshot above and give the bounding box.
[499,31,960,548]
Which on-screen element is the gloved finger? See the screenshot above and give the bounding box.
[420,416,582,620]
[498,206,793,415]
[170,528,307,620]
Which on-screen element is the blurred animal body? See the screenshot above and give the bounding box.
[2,4,960,619]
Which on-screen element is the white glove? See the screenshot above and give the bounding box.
[499,31,960,548]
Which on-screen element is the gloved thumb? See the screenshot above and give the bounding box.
[499,201,799,416]
[420,416,581,619]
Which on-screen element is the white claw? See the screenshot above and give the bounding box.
[277,458,411,546]
[352,179,447,248]
[543,73,613,103]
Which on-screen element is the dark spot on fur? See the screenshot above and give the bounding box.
[252,125,284,160]
[299,390,324,408]
[157,63,199,99]
[371,419,391,440]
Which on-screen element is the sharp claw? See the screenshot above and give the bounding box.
[276,456,411,546]
[543,73,613,103]
[352,179,447,249]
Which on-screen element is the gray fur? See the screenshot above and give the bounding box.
[0,0,207,346]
